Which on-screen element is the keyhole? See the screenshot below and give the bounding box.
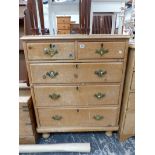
[101,43,103,48]
[77,109,79,112]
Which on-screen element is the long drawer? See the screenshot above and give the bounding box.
[34,85,120,107]
[30,62,123,83]
[27,42,75,60]
[57,24,70,30]
[78,42,125,59]
[37,107,118,127]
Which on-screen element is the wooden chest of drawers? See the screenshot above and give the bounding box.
[21,35,129,138]
[119,44,135,141]
[57,16,71,34]
[19,88,38,144]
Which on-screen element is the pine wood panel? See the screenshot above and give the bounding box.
[29,62,123,84]
[78,42,125,59]
[33,84,120,107]
[19,136,36,144]
[38,107,118,127]
[127,93,135,111]
[27,42,75,60]
[131,72,135,90]
[122,111,135,135]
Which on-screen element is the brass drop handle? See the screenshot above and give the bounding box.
[52,115,62,121]
[93,115,104,121]
[43,44,58,57]
[95,69,107,77]
[96,43,109,56]
[43,71,59,79]
[49,93,60,100]
[94,93,105,99]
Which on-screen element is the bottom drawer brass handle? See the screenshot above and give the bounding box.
[94,93,105,99]
[95,69,107,77]
[93,115,104,121]
[52,115,62,121]
[49,93,60,100]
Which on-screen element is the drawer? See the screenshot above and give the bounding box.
[57,24,70,30]
[131,72,135,90]
[19,108,31,123]
[127,93,135,111]
[37,107,118,127]
[27,42,75,60]
[78,42,125,59]
[19,136,35,144]
[57,30,70,34]
[34,85,120,106]
[30,62,123,84]
[123,111,135,135]
[57,17,71,24]
[19,122,33,136]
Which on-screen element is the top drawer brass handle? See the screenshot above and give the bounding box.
[43,44,58,57]
[95,69,107,77]
[96,43,109,56]
[94,93,105,99]
[93,115,104,121]
[43,71,59,79]
[52,115,62,121]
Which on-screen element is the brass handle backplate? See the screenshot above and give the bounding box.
[96,43,109,56]
[43,44,58,57]
[52,115,62,121]
[43,71,59,79]
[93,115,104,121]
[94,93,105,99]
[95,69,107,77]
[49,93,60,100]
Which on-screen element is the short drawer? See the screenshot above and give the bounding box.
[127,92,135,111]
[57,24,70,30]
[131,72,135,90]
[78,42,125,59]
[27,42,75,60]
[30,62,123,84]
[19,108,31,123]
[19,122,33,136]
[57,17,71,24]
[57,30,70,34]
[37,107,118,127]
[34,85,120,107]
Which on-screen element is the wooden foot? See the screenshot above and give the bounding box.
[105,131,112,137]
[42,133,50,139]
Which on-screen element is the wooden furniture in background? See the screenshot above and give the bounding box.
[70,23,81,34]
[21,35,129,139]
[19,86,38,144]
[119,43,135,141]
[79,0,91,34]
[57,16,71,34]
[19,1,28,83]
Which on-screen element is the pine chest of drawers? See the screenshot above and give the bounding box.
[21,35,129,138]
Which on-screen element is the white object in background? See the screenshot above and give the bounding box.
[19,143,91,153]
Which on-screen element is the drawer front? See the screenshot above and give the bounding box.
[77,62,123,83]
[27,42,75,60]
[19,122,33,136]
[30,62,123,84]
[19,108,31,123]
[19,136,35,144]
[38,107,118,127]
[57,24,70,30]
[78,42,125,59]
[34,85,120,107]
[30,63,77,84]
[131,72,135,90]
[57,30,70,34]
[57,17,70,24]
[127,93,135,111]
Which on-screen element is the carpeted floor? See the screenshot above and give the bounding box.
[20,132,135,155]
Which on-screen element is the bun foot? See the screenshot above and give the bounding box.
[42,133,50,139]
[105,131,112,137]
